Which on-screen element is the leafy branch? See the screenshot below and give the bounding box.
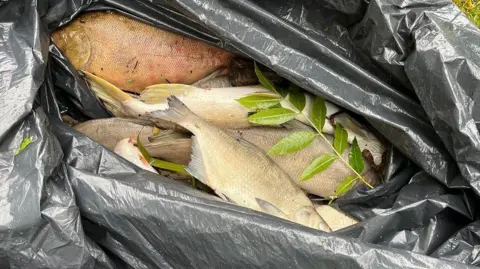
[236,62,373,200]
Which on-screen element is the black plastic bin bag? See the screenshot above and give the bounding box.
[1,0,480,268]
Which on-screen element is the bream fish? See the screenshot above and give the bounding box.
[73,117,191,164]
[51,11,234,93]
[76,73,332,231]
[106,120,378,198]
[83,71,386,167]
[148,95,332,231]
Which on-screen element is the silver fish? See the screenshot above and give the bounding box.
[81,77,332,231]
[126,120,378,198]
[73,117,191,164]
[82,71,386,167]
[147,95,332,231]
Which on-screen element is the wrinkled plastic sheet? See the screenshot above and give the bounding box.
[0,0,479,268]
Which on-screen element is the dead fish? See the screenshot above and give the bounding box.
[147,95,332,232]
[82,71,386,167]
[314,205,358,231]
[85,79,332,231]
[51,11,234,93]
[191,68,232,89]
[188,58,287,88]
[82,70,267,129]
[73,117,191,165]
[192,74,232,89]
[113,137,158,174]
[229,58,289,87]
[130,121,378,198]
[281,92,386,167]
[73,117,157,150]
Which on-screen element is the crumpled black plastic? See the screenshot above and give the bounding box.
[0,0,479,268]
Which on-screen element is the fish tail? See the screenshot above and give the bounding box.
[81,71,134,116]
[148,95,194,126]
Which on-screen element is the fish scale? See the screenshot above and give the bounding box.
[52,11,233,93]
[150,96,332,232]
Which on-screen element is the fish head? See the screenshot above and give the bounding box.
[113,137,158,174]
[293,206,332,232]
[51,24,91,69]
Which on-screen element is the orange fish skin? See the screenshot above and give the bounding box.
[51,11,234,93]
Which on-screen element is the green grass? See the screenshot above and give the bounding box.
[453,0,480,28]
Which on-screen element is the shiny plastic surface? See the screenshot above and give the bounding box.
[0,0,479,267]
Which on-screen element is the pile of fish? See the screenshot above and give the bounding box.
[53,11,388,233]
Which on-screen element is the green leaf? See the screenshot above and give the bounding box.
[349,137,364,174]
[334,124,348,155]
[254,62,278,94]
[300,153,338,181]
[137,134,153,160]
[311,96,327,132]
[236,93,281,109]
[14,136,33,155]
[137,134,190,175]
[268,131,317,155]
[248,108,298,125]
[334,176,358,197]
[275,85,290,98]
[150,159,191,175]
[287,87,306,112]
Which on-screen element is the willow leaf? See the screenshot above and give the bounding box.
[247,108,298,125]
[311,96,327,132]
[287,86,306,112]
[300,153,338,181]
[334,176,358,198]
[334,124,348,155]
[349,137,364,174]
[236,93,281,109]
[254,62,278,94]
[268,131,317,155]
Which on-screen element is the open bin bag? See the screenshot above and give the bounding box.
[1,0,479,268]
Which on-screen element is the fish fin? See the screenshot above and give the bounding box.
[191,68,226,88]
[184,136,208,185]
[215,190,235,204]
[81,71,133,116]
[255,198,289,219]
[147,95,194,125]
[103,102,128,117]
[140,84,198,104]
[148,129,189,143]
